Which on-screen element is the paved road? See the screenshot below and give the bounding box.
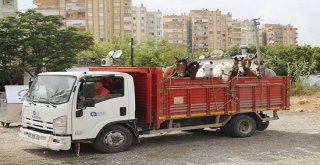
[1,111,320,165]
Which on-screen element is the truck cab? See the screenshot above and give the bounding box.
[20,71,137,152]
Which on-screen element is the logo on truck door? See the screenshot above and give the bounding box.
[90,111,106,117]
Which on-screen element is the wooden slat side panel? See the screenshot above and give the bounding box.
[168,89,188,118]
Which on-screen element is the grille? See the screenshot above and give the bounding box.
[25,118,53,132]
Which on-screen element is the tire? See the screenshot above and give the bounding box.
[93,125,133,153]
[220,122,233,136]
[229,115,256,138]
[257,121,269,131]
[1,122,4,127]
[5,123,10,128]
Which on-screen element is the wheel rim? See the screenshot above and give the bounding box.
[104,131,126,147]
[239,120,252,134]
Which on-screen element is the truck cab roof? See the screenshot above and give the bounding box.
[38,71,130,79]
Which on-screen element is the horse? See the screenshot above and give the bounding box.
[257,60,277,77]
[231,57,243,76]
[196,61,233,82]
[196,61,215,80]
[215,62,233,82]
[163,57,189,78]
[241,55,257,77]
[185,61,200,80]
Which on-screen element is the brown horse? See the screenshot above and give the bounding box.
[230,57,243,76]
[185,61,200,80]
[163,57,189,78]
[241,55,257,77]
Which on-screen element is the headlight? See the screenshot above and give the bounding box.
[53,115,67,127]
[53,116,67,134]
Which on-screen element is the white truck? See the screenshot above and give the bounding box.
[20,67,290,153]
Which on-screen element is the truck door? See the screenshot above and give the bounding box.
[72,75,129,140]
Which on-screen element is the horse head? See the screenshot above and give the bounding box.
[174,57,189,77]
[220,62,233,81]
[202,61,215,80]
[186,61,200,80]
[240,55,257,77]
[231,57,243,76]
[256,60,276,78]
[241,54,256,71]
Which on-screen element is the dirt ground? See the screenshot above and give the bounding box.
[1,93,320,165]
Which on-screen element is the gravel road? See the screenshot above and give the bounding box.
[1,110,320,165]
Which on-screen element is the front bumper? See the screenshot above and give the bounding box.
[19,127,71,151]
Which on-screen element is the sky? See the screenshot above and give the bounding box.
[18,0,320,46]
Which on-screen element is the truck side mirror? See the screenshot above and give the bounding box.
[83,82,95,98]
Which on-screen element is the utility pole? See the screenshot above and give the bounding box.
[130,38,134,67]
[252,18,261,63]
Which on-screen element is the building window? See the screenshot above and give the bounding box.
[3,0,14,5]
[78,12,85,18]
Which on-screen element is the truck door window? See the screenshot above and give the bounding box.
[77,76,124,108]
[102,77,124,97]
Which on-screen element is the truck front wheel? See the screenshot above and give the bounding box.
[229,115,256,137]
[93,125,133,153]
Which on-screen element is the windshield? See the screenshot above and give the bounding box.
[27,75,76,105]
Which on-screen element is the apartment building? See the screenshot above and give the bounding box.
[163,14,189,47]
[229,20,242,46]
[240,20,256,46]
[0,0,17,19]
[261,24,298,46]
[147,10,163,41]
[34,0,132,42]
[229,19,257,46]
[190,9,232,53]
[131,4,147,42]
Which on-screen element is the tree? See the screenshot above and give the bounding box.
[78,38,195,67]
[225,45,241,57]
[0,10,94,81]
[0,16,25,84]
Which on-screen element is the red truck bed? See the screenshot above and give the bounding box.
[90,67,290,130]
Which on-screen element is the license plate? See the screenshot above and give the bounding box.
[28,133,40,140]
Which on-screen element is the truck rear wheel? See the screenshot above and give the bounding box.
[93,125,133,153]
[229,115,256,137]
